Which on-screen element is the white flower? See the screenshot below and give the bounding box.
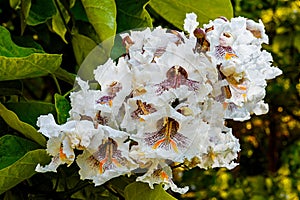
[36,113,76,138]
[136,161,189,194]
[94,57,132,114]
[183,13,199,35]
[198,127,240,170]
[76,126,137,186]
[69,77,102,120]
[36,127,75,172]
[133,105,203,162]
[67,120,98,150]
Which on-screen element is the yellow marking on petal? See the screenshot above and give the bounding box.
[242,93,247,102]
[208,151,216,161]
[59,147,67,160]
[160,171,169,180]
[139,118,145,122]
[99,158,108,174]
[137,100,150,115]
[152,138,166,150]
[225,53,237,60]
[170,139,179,153]
[237,85,247,90]
[112,158,122,167]
[109,100,113,107]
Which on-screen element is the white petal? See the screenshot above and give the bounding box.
[183,13,199,35]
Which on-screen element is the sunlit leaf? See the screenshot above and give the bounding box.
[0,26,62,81]
[10,0,21,9]
[27,0,56,25]
[0,103,46,147]
[52,0,71,43]
[4,102,56,128]
[77,44,108,81]
[0,135,40,170]
[0,26,42,57]
[149,0,233,29]
[54,93,71,124]
[81,0,117,42]
[0,149,50,195]
[0,53,62,81]
[71,30,97,66]
[115,0,152,33]
[124,182,176,200]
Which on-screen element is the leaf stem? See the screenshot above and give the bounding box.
[52,74,62,95]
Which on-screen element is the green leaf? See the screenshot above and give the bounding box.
[0,103,46,147]
[71,0,89,22]
[4,102,56,128]
[110,34,126,60]
[27,0,56,25]
[0,26,42,57]
[53,67,76,85]
[71,30,97,66]
[124,182,176,200]
[149,0,233,29]
[54,93,71,124]
[20,0,31,34]
[81,0,117,44]
[115,0,152,33]
[10,0,21,9]
[0,149,50,195]
[12,35,44,50]
[0,26,62,81]
[0,135,40,170]
[77,44,109,81]
[0,53,62,81]
[52,0,70,43]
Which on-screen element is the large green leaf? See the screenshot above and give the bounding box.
[124,182,176,200]
[149,0,233,29]
[0,53,62,81]
[115,0,152,33]
[0,26,42,57]
[54,93,71,124]
[81,0,117,42]
[0,135,40,170]
[27,0,56,25]
[0,26,62,81]
[0,149,50,195]
[71,30,97,66]
[4,102,56,128]
[0,103,46,147]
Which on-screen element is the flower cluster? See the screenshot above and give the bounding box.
[36,13,282,194]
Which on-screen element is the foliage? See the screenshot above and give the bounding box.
[0,0,298,199]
